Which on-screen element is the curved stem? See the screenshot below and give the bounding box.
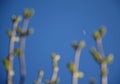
[72,48,81,84]
[51,68,58,82]
[96,39,105,58]
[8,22,18,84]
[96,39,107,84]
[19,19,29,84]
[37,76,43,84]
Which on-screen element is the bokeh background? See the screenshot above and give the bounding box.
[0,0,120,84]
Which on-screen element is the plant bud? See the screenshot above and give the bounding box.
[74,72,84,78]
[54,55,60,61]
[24,9,34,18]
[12,36,19,42]
[11,15,22,23]
[90,48,103,63]
[16,16,22,22]
[105,54,114,64]
[93,31,101,40]
[72,41,78,49]
[78,41,85,49]
[3,58,11,71]
[99,27,106,37]
[39,70,44,77]
[67,63,76,73]
[9,70,14,77]
[7,30,12,37]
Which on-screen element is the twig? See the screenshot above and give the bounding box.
[50,53,60,84]
[51,67,58,82]
[72,48,81,84]
[18,9,34,84]
[19,18,29,84]
[8,22,19,84]
[96,39,107,84]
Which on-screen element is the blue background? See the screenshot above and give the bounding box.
[0,0,120,84]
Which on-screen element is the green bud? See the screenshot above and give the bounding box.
[67,63,76,73]
[11,15,22,23]
[99,26,106,37]
[51,52,56,59]
[11,15,16,22]
[16,27,22,34]
[8,70,14,77]
[16,16,22,22]
[72,41,78,49]
[14,49,22,56]
[90,48,103,63]
[39,70,44,77]
[26,28,33,35]
[93,31,101,40]
[13,36,19,42]
[78,41,85,49]
[24,9,34,18]
[74,71,84,78]
[7,30,12,37]
[3,58,11,71]
[105,54,114,64]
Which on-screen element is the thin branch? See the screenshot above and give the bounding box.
[96,39,107,84]
[50,54,60,84]
[37,76,43,84]
[8,22,18,84]
[72,48,81,84]
[51,67,58,82]
[19,19,29,84]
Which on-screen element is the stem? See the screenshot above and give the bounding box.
[101,62,107,84]
[51,68,58,82]
[72,48,81,84]
[19,19,29,84]
[8,22,18,84]
[96,39,107,84]
[96,39,105,58]
[37,76,43,84]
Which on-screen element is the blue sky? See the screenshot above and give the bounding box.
[0,0,120,84]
